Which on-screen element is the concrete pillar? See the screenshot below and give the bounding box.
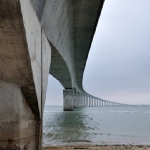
[77,93,79,107]
[80,93,83,107]
[84,95,86,107]
[0,0,52,149]
[83,95,85,107]
[89,97,91,107]
[73,93,78,108]
[104,101,105,106]
[90,97,91,107]
[85,96,87,107]
[80,94,83,107]
[82,94,84,107]
[63,89,74,111]
[79,93,82,107]
[80,94,82,107]
[0,80,39,149]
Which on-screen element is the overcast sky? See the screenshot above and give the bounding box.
[45,0,150,106]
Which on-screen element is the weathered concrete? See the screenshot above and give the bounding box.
[0,0,39,117]
[0,80,38,149]
[0,0,51,149]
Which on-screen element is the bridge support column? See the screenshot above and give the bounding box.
[0,80,39,149]
[73,93,78,108]
[89,97,91,107]
[82,94,84,107]
[91,97,93,107]
[0,0,52,149]
[63,89,74,111]
[87,96,89,107]
[84,95,86,107]
[78,93,81,107]
[78,93,80,107]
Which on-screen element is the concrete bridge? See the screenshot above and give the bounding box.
[73,94,128,108]
[0,0,127,149]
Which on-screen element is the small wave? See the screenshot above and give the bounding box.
[110,111,150,114]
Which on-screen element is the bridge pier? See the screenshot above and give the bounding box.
[73,92,78,108]
[82,94,84,107]
[79,93,82,107]
[84,95,86,107]
[63,89,74,111]
[0,0,51,149]
[0,80,40,149]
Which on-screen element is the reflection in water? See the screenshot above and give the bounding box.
[43,108,95,144]
[43,106,150,145]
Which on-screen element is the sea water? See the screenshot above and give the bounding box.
[43,106,150,146]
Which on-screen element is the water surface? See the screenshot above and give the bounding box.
[43,106,150,145]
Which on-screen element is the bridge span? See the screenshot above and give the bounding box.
[64,90,128,110]
[0,0,127,149]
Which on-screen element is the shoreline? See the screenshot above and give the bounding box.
[44,144,150,150]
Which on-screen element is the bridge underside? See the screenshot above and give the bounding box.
[40,0,105,92]
[0,0,128,149]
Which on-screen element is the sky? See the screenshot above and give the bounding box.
[45,0,150,106]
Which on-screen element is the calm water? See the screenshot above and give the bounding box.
[43,106,150,146]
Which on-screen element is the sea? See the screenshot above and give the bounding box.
[43,106,150,146]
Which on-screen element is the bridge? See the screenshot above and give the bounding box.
[0,0,127,149]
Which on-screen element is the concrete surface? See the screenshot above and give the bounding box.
[63,89,74,111]
[41,29,51,113]
[0,80,38,149]
[20,0,42,117]
[0,0,39,118]
[41,0,105,93]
